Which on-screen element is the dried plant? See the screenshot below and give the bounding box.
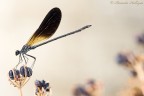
[73,79,103,96]
[35,80,50,96]
[116,51,144,82]
[8,64,33,96]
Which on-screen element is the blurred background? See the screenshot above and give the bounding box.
[0,0,144,96]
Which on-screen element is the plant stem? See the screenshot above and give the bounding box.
[19,88,23,96]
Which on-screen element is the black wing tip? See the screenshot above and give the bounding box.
[52,7,60,10]
[87,25,92,28]
[51,7,61,13]
[50,7,62,19]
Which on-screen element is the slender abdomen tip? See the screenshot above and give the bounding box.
[86,25,92,28]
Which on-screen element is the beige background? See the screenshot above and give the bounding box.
[0,0,144,96]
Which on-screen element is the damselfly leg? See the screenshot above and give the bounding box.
[16,53,35,69]
[25,54,36,69]
[15,54,23,68]
[22,54,28,64]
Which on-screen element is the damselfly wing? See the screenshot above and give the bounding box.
[26,7,61,46]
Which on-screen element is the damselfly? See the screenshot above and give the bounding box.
[15,7,91,68]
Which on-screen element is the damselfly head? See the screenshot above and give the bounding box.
[15,50,20,56]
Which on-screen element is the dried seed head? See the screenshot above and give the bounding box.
[35,80,50,96]
[137,33,144,44]
[8,65,33,88]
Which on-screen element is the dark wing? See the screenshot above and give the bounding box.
[26,7,62,46]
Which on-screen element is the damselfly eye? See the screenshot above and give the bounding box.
[15,50,20,56]
[9,70,14,80]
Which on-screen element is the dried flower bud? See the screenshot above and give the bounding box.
[14,69,20,79]
[20,66,25,77]
[116,53,129,64]
[20,66,32,77]
[35,80,42,87]
[137,33,144,44]
[35,88,39,95]
[9,70,14,80]
[130,70,137,77]
[27,67,32,77]
[9,69,20,80]
[74,86,89,96]
[35,80,50,96]
[44,83,49,91]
